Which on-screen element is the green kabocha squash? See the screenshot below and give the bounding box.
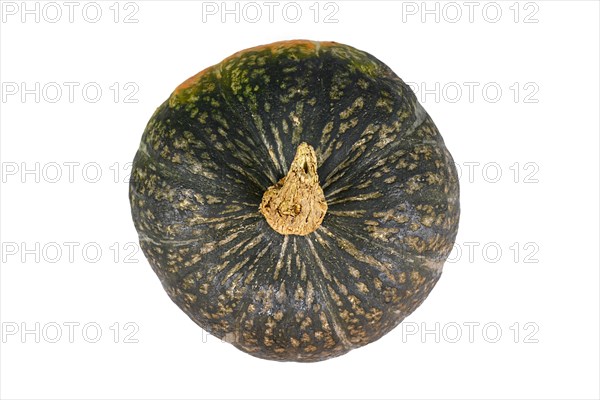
[129,40,460,362]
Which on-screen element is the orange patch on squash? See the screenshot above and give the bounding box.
[172,40,340,98]
[172,66,213,97]
[221,39,339,64]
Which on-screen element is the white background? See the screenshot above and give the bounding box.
[1,1,599,399]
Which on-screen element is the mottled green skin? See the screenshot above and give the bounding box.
[129,40,460,362]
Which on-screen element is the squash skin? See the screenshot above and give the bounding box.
[129,40,460,362]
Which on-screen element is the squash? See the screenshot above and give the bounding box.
[129,40,460,362]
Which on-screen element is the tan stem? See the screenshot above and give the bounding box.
[259,143,327,236]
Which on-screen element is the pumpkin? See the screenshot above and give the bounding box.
[129,40,460,362]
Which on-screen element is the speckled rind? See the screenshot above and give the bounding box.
[129,40,460,362]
